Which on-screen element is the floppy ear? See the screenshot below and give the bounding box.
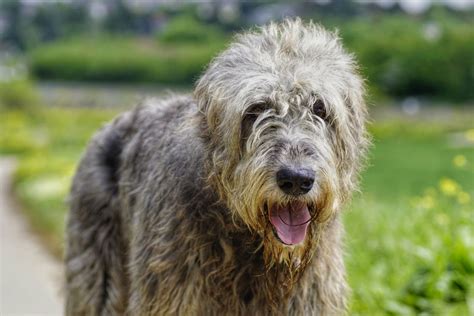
[193,61,243,199]
[194,64,218,138]
[194,59,243,145]
[332,74,370,201]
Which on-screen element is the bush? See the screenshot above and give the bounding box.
[29,16,229,84]
[0,107,119,255]
[0,78,38,109]
[339,16,474,101]
[30,36,227,84]
[159,15,225,44]
[29,15,473,101]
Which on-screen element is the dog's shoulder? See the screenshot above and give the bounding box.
[133,94,196,128]
[118,94,206,185]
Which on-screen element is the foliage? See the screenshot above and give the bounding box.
[29,36,226,84]
[0,107,118,254]
[158,15,225,44]
[346,122,474,315]
[28,14,474,101]
[0,0,89,50]
[103,0,138,34]
[0,78,38,109]
[1,106,473,313]
[338,16,474,101]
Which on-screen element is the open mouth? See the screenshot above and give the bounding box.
[267,201,311,246]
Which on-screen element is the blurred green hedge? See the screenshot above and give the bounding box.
[158,15,226,44]
[30,37,225,84]
[29,15,474,101]
[29,15,227,85]
[340,16,474,101]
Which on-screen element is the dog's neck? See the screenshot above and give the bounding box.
[182,191,318,308]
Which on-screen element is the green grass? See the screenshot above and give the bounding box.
[0,106,473,314]
[346,121,474,315]
[0,107,117,254]
[0,78,39,109]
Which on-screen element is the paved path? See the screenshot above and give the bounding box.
[0,158,63,315]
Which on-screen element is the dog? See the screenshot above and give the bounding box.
[65,18,369,315]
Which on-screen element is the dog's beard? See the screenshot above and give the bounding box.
[224,125,341,266]
[228,165,338,269]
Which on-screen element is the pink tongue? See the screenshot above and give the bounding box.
[269,202,311,245]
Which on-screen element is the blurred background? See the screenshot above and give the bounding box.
[0,0,473,315]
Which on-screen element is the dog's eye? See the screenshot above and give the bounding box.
[241,103,268,141]
[246,103,267,116]
[243,103,268,125]
[311,99,327,119]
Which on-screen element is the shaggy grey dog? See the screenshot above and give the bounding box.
[65,19,369,315]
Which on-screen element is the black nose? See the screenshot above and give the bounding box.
[276,168,315,196]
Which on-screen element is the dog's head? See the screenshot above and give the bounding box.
[194,19,369,263]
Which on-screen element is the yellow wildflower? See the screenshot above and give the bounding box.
[439,178,459,196]
[419,195,435,209]
[453,155,467,168]
[465,129,474,142]
[457,191,471,205]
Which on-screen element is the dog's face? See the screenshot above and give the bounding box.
[195,19,368,262]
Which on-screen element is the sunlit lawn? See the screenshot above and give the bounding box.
[346,121,474,315]
[0,107,117,253]
[0,106,472,314]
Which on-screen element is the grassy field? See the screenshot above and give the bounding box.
[0,105,473,314]
[346,120,474,315]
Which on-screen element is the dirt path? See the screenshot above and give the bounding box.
[0,158,63,315]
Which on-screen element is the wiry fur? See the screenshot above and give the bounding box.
[65,19,369,315]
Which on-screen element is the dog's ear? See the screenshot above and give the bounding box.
[331,73,370,201]
[193,70,214,134]
[193,62,230,139]
[193,61,243,196]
